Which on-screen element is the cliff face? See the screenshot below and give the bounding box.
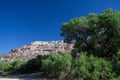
[0,41,74,62]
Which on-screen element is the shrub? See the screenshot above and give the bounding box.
[0,61,12,74]
[10,60,26,73]
[41,53,72,79]
[113,60,120,77]
[70,53,115,80]
[21,55,47,73]
[23,58,40,73]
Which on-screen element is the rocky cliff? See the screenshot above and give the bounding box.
[0,40,74,62]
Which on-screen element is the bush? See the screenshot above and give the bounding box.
[22,58,41,73]
[0,61,11,74]
[113,60,120,77]
[10,60,26,73]
[41,53,72,79]
[0,52,119,80]
[21,55,49,73]
[70,53,116,80]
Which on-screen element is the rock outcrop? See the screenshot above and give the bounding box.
[0,40,74,62]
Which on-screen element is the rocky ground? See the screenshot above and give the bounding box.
[0,40,74,62]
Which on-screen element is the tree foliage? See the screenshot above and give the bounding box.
[61,9,120,58]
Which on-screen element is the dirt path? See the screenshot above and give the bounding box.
[0,74,50,80]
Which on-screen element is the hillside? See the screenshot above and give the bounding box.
[0,40,74,62]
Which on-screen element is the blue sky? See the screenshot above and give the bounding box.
[0,0,120,54]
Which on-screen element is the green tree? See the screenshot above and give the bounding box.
[61,9,120,58]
